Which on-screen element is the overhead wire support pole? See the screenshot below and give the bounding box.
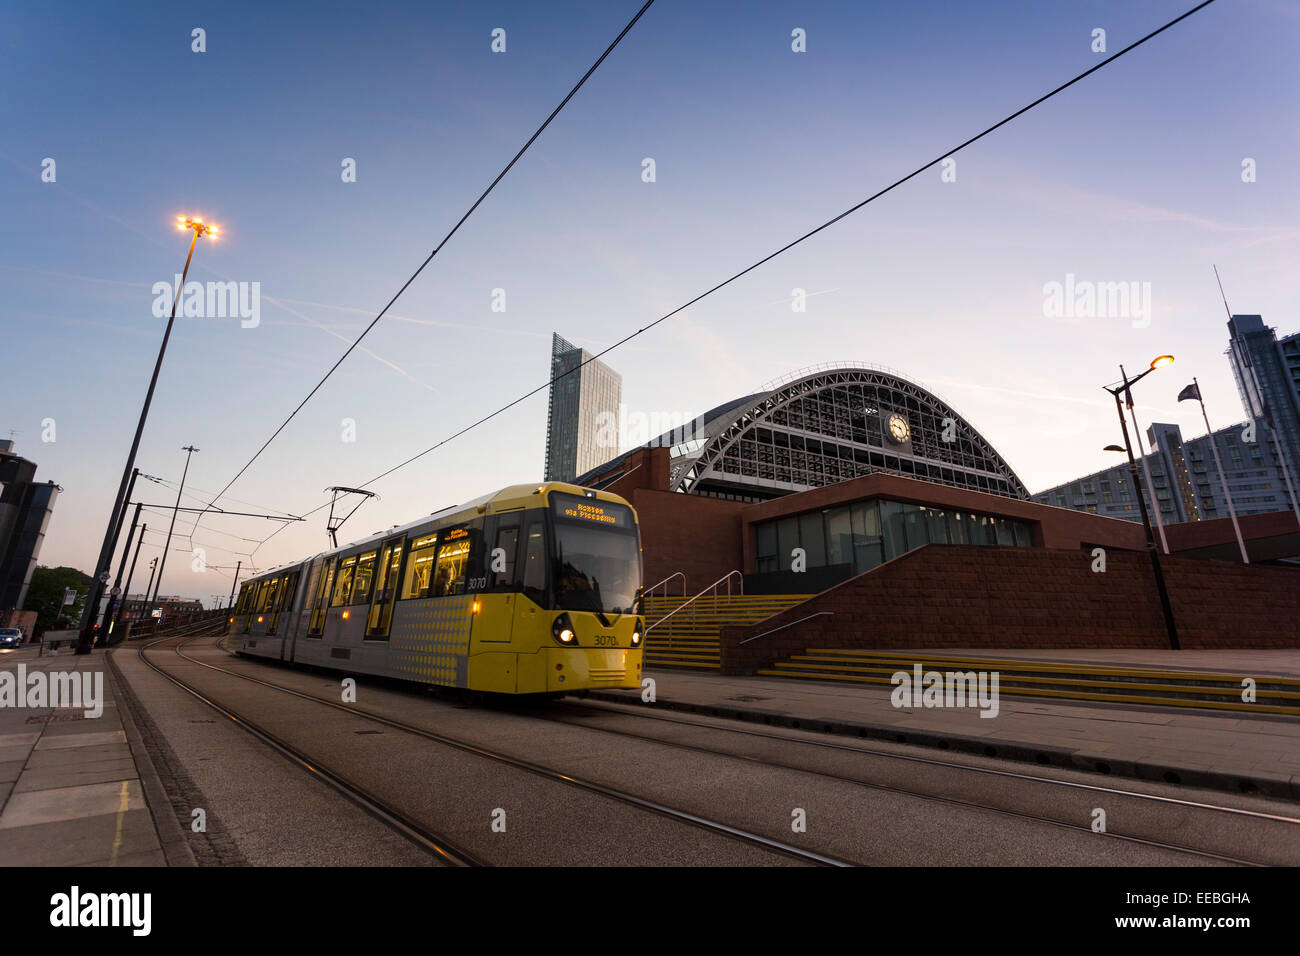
[151,445,199,604]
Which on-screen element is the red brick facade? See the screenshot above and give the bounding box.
[719,545,1300,674]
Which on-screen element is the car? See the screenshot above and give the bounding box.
[0,628,24,648]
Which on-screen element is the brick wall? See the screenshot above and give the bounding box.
[628,488,747,594]
[719,545,1300,674]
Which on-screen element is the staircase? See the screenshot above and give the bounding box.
[758,649,1300,716]
[643,593,814,670]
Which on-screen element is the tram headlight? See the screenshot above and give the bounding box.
[552,612,576,646]
[631,619,644,646]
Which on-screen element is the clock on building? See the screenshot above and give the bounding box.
[886,412,910,445]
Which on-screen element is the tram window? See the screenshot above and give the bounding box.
[331,556,357,607]
[402,541,437,599]
[433,531,471,597]
[490,521,520,588]
[352,551,378,605]
[521,520,546,602]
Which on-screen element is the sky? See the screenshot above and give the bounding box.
[2,0,1298,605]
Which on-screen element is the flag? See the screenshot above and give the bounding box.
[1177,383,1201,403]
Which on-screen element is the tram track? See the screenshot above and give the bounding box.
[220,633,1300,866]
[142,634,850,866]
[194,634,1300,866]
[537,700,1300,867]
[129,634,483,867]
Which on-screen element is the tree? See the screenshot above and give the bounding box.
[23,566,92,634]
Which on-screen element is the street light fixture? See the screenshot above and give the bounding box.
[1102,356,1179,650]
[76,215,219,654]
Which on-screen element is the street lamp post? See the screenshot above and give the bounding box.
[1103,356,1180,651]
[75,216,217,654]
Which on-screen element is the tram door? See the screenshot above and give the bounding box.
[268,571,298,638]
[365,537,405,639]
[481,514,522,643]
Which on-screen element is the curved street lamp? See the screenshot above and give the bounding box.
[1102,356,1179,650]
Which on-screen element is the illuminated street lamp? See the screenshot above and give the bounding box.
[76,215,219,654]
[1102,356,1179,650]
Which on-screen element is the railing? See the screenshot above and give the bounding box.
[647,570,743,647]
[740,611,834,645]
[644,571,686,601]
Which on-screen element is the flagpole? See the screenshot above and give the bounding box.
[1268,416,1300,526]
[1127,404,1170,554]
[1187,378,1248,563]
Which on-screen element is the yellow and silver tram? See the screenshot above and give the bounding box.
[228,482,644,694]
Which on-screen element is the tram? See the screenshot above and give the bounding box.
[228,482,644,694]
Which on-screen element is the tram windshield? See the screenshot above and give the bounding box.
[550,494,641,615]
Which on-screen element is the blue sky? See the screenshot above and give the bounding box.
[3,0,1298,602]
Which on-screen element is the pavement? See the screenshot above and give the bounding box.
[0,642,193,867]
[590,650,1300,800]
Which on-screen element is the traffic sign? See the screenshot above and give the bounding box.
[110,586,121,597]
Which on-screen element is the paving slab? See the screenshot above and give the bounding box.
[0,648,185,866]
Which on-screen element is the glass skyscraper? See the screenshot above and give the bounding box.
[543,333,622,483]
[1227,314,1300,489]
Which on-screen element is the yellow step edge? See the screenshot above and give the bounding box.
[775,661,1300,700]
[802,650,1300,687]
[754,669,1300,716]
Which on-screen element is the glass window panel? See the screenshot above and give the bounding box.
[433,531,471,597]
[352,551,378,605]
[522,520,546,602]
[924,508,949,545]
[799,512,826,567]
[402,541,437,599]
[825,507,853,566]
[994,519,1016,546]
[946,511,969,545]
[879,500,906,561]
[756,522,777,560]
[1013,521,1032,547]
[330,556,357,607]
[776,517,799,572]
[902,509,926,551]
[492,523,520,587]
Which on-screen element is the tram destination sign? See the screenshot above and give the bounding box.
[551,492,632,530]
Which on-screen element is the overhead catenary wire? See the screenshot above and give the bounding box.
[191,0,657,535]
[216,0,1223,557]
[345,0,1223,493]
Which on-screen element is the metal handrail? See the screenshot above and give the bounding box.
[740,611,834,645]
[643,571,686,600]
[647,569,743,647]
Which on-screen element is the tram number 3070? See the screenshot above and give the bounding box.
[594,634,618,647]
